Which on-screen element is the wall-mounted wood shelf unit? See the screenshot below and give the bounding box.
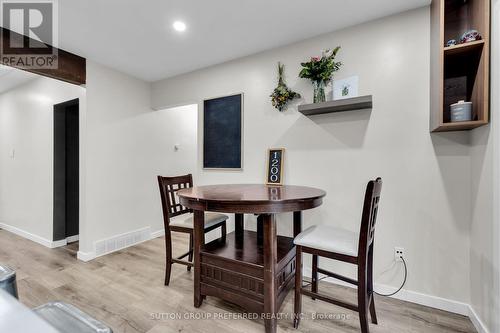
[430,0,490,132]
[298,95,372,116]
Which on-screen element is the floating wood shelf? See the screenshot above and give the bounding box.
[298,95,372,116]
[430,0,490,132]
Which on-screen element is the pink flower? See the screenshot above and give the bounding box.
[311,56,320,62]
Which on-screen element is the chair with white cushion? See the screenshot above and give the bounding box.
[293,178,382,333]
[158,174,227,285]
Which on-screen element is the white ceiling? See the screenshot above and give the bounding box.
[0,66,38,94]
[59,1,428,82]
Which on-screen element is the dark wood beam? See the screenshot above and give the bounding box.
[0,27,86,85]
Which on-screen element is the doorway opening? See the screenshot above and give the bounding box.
[53,98,80,252]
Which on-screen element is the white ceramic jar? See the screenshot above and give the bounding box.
[450,100,472,122]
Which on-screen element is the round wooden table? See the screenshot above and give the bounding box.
[177,184,326,333]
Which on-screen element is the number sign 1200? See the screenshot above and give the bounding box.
[266,148,284,186]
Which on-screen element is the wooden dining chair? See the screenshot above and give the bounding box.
[293,178,382,333]
[158,174,228,286]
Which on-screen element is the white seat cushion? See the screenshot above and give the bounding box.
[170,212,228,229]
[294,224,359,257]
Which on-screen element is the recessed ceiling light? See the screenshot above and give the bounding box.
[173,21,186,32]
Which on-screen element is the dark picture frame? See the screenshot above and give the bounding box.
[203,93,243,169]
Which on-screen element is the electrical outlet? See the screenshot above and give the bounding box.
[394,247,405,262]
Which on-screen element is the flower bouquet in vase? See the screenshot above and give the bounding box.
[299,47,342,103]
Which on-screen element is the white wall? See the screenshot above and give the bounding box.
[151,7,474,305]
[155,105,198,177]
[469,0,500,332]
[80,61,199,254]
[0,76,85,244]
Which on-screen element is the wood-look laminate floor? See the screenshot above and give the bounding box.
[0,229,476,333]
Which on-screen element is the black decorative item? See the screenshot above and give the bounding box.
[203,94,243,169]
[270,62,300,112]
[266,148,284,186]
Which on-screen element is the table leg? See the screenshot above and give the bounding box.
[193,210,205,308]
[293,211,302,237]
[235,213,244,244]
[257,214,264,245]
[263,214,277,333]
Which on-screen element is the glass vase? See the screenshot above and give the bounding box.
[313,80,326,103]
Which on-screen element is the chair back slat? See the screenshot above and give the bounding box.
[358,178,382,257]
[158,174,193,228]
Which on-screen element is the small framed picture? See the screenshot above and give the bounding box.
[333,76,359,100]
[266,148,285,186]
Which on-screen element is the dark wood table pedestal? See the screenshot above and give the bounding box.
[178,184,326,333]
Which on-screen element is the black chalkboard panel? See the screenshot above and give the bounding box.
[267,148,284,185]
[203,94,242,169]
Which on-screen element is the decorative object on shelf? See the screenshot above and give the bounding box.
[460,29,482,44]
[446,39,457,47]
[333,76,359,100]
[266,148,284,186]
[450,100,472,122]
[270,62,301,112]
[203,93,243,170]
[299,46,342,103]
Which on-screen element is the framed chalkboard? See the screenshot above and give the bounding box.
[266,148,285,185]
[203,94,243,169]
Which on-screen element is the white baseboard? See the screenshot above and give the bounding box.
[77,229,164,263]
[81,226,152,261]
[374,283,469,316]
[303,267,491,332]
[77,250,95,262]
[0,222,66,248]
[66,235,79,243]
[303,267,470,316]
[151,229,165,238]
[468,305,490,333]
[52,239,68,248]
[77,228,157,263]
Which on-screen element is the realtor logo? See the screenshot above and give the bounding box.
[0,0,58,69]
